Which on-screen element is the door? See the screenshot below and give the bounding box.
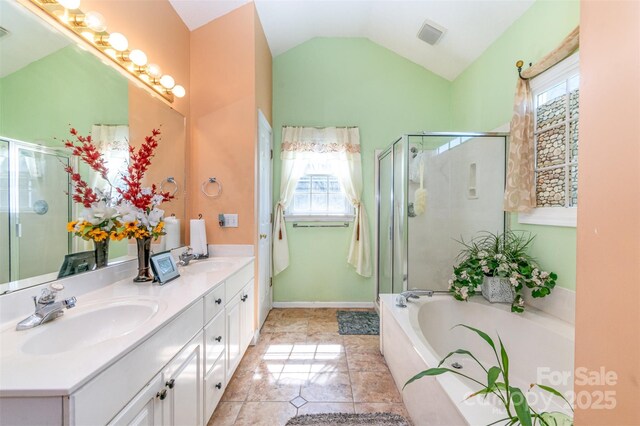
[162,332,202,426]
[0,141,9,285]
[240,283,255,351]
[257,110,272,329]
[9,141,70,282]
[225,295,242,379]
[376,149,393,297]
[108,374,164,426]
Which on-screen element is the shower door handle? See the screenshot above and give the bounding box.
[15,223,22,238]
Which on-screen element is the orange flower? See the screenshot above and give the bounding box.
[153,222,164,234]
[67,221,78,232]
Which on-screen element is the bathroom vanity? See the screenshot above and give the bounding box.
[0,256,255,425]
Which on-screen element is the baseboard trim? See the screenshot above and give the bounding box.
[272,301,375,309]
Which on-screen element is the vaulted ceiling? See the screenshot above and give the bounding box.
[168,0,534,81]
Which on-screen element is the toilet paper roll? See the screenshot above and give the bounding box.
[190,218,208,255]
[164,216,181,250]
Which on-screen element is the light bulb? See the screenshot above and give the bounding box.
[129,49,147,66]
[84,11,106,32]
[172,85,186,98]
[58,0,80,9]
[160,75,175,89]
[108,32,128,52]
[147,63,162,79]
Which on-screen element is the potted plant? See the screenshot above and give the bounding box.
[405,324,573,426]
[448,231,557,313]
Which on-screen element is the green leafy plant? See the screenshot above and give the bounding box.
[448,231,557,312]
[404,325,573,426]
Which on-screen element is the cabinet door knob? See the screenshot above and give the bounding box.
[241,295,248,302]
[215,382,222,390]
[215,298,222,304]
[166,379,175,389]
[214,336,222,342]
[157,389,167,400]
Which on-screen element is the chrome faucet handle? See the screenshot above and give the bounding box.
[184,246,193,255]
[36,283,65,305]
[63,297,77,309]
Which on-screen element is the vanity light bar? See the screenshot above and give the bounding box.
[25,0,186,103]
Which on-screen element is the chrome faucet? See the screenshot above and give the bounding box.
[395,289,435,308]
[16,284,77,331]
[178,247,196,266]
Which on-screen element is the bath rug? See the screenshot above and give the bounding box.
[286,412,410,426]
[337,310,380,335]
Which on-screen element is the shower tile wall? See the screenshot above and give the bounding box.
[407,137,505,291]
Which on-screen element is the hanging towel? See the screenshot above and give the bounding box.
[414,158,427,215]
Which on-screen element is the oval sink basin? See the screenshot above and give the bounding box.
[182,260,234,275]
[21,299,161,356]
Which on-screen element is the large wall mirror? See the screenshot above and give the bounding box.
[0,0,187,294]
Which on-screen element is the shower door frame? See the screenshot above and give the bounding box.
[4,137,72,283]
[375,132,509,299]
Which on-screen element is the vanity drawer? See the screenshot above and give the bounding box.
[204,356,225,421]
[225,262,254,300]
[204,311,225,372]
[204,284,225,324]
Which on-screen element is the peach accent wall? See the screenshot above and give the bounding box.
[255,7,273,124]
[81,0,190,117]
[574,1,640,424]
[189,3,271,246]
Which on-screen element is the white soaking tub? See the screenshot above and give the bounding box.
[379,294,574,426]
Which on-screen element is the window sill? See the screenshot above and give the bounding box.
[285,215,355,222]
[518,207,576,227]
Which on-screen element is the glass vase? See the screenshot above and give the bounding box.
[93,239,109,269]
[133,236,153,282]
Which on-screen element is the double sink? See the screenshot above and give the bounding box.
[3,258,235,357]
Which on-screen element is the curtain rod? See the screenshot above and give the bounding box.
[282,125,359,129]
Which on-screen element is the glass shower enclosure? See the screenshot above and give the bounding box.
[376,132,507,297]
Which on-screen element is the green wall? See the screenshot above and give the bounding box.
[0,45,128,145]
[450,0,580,290]
[0,45,130,261]
[272,38,452,302]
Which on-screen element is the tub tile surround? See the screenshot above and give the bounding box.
[0,254,254,396]
[208,308,412,425]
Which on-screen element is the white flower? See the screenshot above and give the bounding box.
[482,266,490,274]
[480,259,487,266]
[509,277,518,286]
[141,187,152,196]
[459,287,469,300]
[151,194,165,206]
[533,268,540,276]
[147,208,164,227]
[510,263,518,269]
[517,297,525,307]
[82,201,117,226]
[495,254,505,261]
[117,202,143,223]
[478,251,488,259]
[540,271,549,279]
[461,271,469,280]
[448,280,454,290]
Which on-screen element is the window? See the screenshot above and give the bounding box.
[519,53,579,227]
[286,164,353,221]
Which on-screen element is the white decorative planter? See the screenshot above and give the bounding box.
[481,276,515,303]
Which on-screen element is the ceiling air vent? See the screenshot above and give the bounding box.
[417,20,445,46]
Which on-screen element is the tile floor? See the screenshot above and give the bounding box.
[207,308,411,426]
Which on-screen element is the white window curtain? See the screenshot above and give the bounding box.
[273,126,372,277]
[90,124,129,194]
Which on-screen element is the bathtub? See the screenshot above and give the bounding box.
[379,294,575,426]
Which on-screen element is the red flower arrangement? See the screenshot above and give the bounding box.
[63,128,110,208]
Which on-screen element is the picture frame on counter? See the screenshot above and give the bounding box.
[150,251,180,285]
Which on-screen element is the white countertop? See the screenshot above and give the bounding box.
[0,256,253,397]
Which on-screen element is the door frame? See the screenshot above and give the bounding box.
[255,109,273,335]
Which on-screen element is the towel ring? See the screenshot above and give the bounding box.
[160,177,179,196]
[201,177,222,198]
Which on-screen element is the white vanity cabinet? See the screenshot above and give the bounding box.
[0,258,256,426]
